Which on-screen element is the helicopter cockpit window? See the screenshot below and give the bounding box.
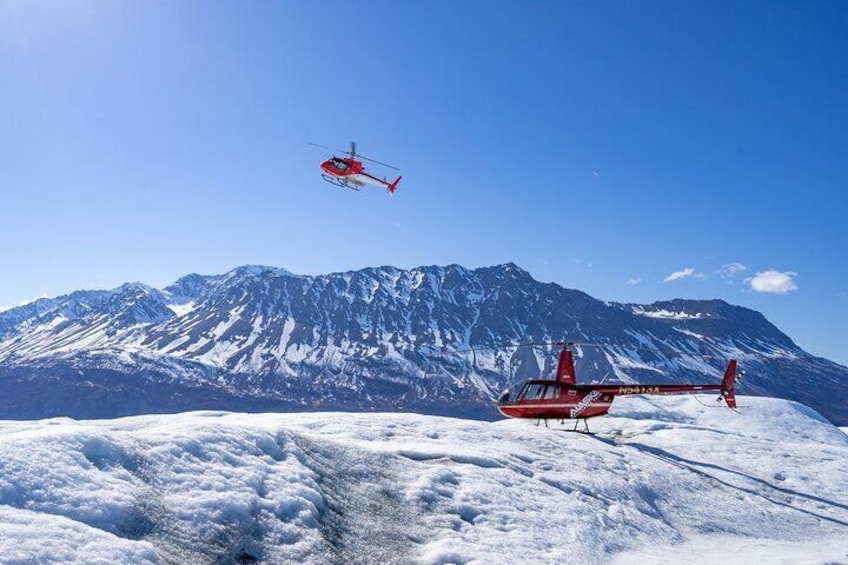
[501,383,523,404]
[521,383,545,401]
[334,159,349,172]
[543,385,559,399]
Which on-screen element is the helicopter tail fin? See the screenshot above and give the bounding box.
[555,348,577,385]
[718,359,742,409]
[388,176,402,194]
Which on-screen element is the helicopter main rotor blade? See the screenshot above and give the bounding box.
[345,140,400,170]
[314,140,400,170]
[309,142,350,156]
[356,154,400,171]
[457,340,607,353]
[508,340,607,348]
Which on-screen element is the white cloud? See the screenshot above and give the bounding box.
[663,268,695,282]
[626,277,642,286]
[747,270,798,294]
[717,262,747,279]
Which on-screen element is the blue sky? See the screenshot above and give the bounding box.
[1,0,847,364]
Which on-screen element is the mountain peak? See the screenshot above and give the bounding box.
[474,262,533,279]
[499,261,527,273]
[226,265,294,278]
[115,281,160,295]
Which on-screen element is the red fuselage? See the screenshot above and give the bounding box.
[496,380,725,420]
[321,157,364,178]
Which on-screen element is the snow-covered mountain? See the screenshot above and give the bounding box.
[1,263,846,424]
[1,397,846,564]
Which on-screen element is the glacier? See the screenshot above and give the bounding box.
[1,395,846,564]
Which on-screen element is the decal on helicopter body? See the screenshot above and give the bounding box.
[570,390,603,418]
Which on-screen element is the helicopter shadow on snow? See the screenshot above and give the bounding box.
[588,435,848,528]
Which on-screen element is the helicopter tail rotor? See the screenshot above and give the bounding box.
[388,175,402,194]
[717,359,743,409]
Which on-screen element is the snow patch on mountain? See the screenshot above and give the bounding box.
[633,307,704,320]
[165,302,196,317]
[672,326,705,339]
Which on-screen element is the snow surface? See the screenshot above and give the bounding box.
[1,396,846,564]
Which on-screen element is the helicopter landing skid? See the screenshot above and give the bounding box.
[321,174,360,191]
[555,428,596,436]
[534,418,594,434]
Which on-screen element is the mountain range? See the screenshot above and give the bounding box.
[1,263,845,424]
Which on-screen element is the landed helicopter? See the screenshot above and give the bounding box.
[310,141,402,194]
[495,342,744,432]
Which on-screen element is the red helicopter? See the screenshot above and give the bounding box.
[310,141,402,194]
[495,342,744,432]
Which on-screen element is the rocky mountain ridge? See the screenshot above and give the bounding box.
[1,263,845,424]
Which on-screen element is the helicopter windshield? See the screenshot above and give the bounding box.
[499,381,561,405]
[522,383,545,401]
[506,381,561,403]
[333,159,349,172]
[498,383,525,405]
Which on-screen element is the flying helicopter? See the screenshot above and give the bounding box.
[492,341,744,432]
[310,141,402,194]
